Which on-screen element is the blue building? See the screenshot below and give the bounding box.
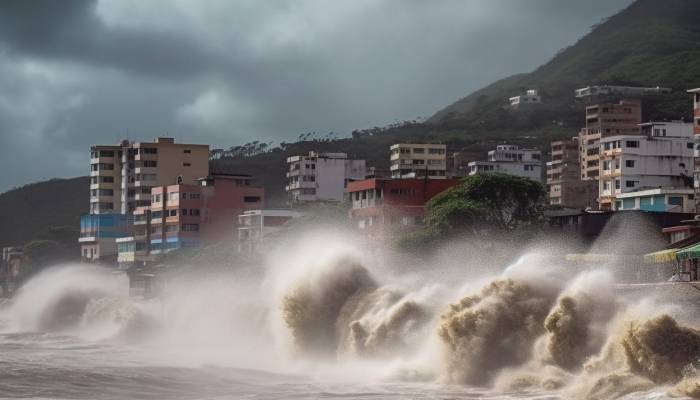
[613,188,695,213]
[79,213,132,263]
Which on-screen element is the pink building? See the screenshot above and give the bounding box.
[142,174,264,255]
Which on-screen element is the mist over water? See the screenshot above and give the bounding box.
[1,225,700,399]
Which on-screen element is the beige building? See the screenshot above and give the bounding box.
[390,143,447,179]
[546,138,597,209]
[579,99,642,180]
[90,137,209,214]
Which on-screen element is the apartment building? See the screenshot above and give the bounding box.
[347,178,460,235]
[579,99,642,180]
[546,138,597,209]
[509,89,541,108]
[467,145,543,182]
[89,137,209,215]
[286,151,366,203]
[237,209,304,253]
[85,137,209,263]
[688,88,700,212]
[129,174,264,259]
[598,122,694,210]
[389,144,447,179]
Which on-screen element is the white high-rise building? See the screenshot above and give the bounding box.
[467,145,543,182]
[598,121,695,210]
[285,151,366,203]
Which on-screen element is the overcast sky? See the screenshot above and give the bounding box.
[0,0,633,191]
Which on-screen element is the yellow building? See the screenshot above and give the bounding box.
[389,143,447,179]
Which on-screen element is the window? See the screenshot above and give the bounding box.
[603,161,611,171]
[244,196,261,203]
[182,224,199,232]
[183,162,191,167]
[190,193,200,199]
[181,192,187,199]
[668,196,683,207]
[428,148,445,155]
[603,181,610,191]
[168,192,179,201]
[99,150,114,157]
[626,140,639,148]
[389,188,416,196]
[413,148,425,154]
[190,209,200,216]
[184,149,191,154]
[142,147,158,154]
[169,209,177,217]
[626,181,636,188]
[166,224,178,232]
[142,160,157,168]
[615,180,620,190]
[688,142,695,149]
[625,160,636,168]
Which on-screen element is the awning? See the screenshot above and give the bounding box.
[565,253,615,263]
[643,249,678,264]
[676,243,700,261]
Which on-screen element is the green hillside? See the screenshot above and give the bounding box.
[0,177,88,248]
[430,0,700,126]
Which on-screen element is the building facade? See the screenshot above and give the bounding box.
[119,174,264,262]
[688,88,700,213]
[237,209,304,253]
[85,137,209,263]
[598,124,694,210]
[79,213,133,262]
[389,144,447,179]
[1,247,22,297]
[346,178,461,235]
[613,188,695,213]
[509,89,541,108]
[579,99,642,180]
[546,138,597,209]
[467,145,542,182]
[286,151,366,203]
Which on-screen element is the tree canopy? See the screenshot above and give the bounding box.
[401,173,547,248]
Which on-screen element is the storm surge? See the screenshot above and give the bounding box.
[6,240,700,399]
[280,254,433,360]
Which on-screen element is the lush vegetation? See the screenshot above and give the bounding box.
[399,174,547,249]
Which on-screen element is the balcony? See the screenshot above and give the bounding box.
[134,152,157,161]
[134,180,155,188]
[134,166,157,175]
[90,156,115,164]
[286,181,315,190]
[286,169,301,178]
[134,193,151,202]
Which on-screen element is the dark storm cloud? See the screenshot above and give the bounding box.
[0,0,226,78]
[0,0,634,191]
